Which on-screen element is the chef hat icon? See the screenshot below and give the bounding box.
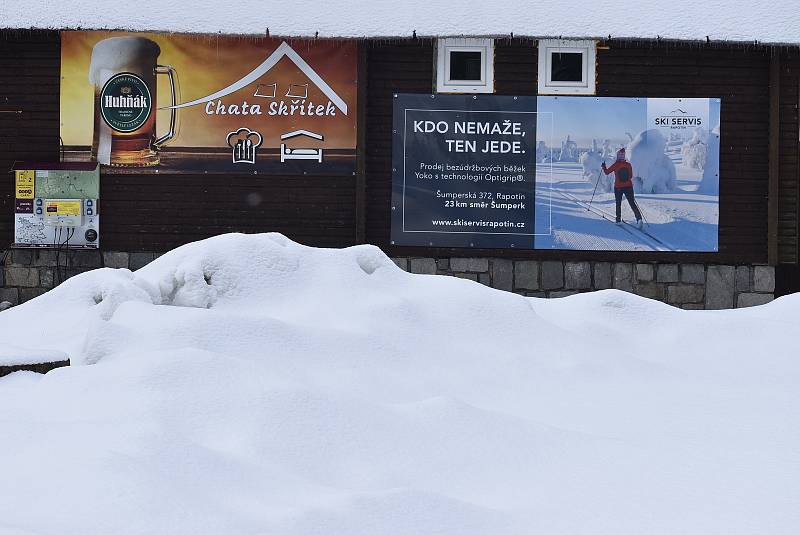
[227,128,263,149]
[226,128,263,164]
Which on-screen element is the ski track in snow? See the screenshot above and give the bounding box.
[535,163,718,251]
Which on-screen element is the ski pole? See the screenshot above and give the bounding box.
[632,196,648,226]
[588,171,602,209]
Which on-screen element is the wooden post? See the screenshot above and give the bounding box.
[768,53,780,266]
[355,41,368,244]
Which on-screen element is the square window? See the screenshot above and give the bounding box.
[436,38,494,93]
[449,51,483,81]
[538,40,596,95]
[550,52,584,82]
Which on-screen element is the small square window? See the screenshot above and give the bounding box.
[436,38,494,93]
[538,39,596,95]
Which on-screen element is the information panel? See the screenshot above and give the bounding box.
[391,94,721,253]
[391,94,537,248]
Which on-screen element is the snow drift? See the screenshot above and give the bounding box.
[1,233,798,535]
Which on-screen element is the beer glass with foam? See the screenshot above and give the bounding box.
[89,36,177,166]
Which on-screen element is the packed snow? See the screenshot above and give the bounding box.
[1,233,798,534]
[2,0,800,45]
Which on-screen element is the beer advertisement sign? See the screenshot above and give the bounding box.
[60,32,358,174]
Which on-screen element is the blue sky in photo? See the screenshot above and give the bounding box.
[537,96,647,148]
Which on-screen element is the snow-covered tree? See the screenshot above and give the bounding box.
[627,129,677,193]
[681,128,708,170]
[698,124,720,195]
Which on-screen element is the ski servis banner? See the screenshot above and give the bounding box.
[60,31,357,174]
[391,94,720,252]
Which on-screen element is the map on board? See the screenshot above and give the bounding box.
[34,170,99,199]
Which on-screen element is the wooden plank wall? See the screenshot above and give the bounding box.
[778,51,800,264]
[366,39,773,263]
[0,30,357,252]
[596,41,772,264]
[0,31,60,244]
[364,39,543,255]
[2,32,791,264]
[364,39,436,244]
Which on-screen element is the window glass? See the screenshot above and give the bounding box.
[449,51,483,81]
[550,52,583,82]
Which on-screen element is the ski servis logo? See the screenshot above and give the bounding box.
[653,107,703,129]
[99,72,152,133]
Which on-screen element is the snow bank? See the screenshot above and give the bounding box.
[0,233,798,534]
[1,0,799,45]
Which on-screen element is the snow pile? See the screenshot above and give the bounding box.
[627,129,678,193]
[1,233,798,534]
[1,0,799,45]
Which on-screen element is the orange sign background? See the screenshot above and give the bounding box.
[60,32,357,150]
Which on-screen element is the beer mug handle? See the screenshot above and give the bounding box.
[154,65,177,147]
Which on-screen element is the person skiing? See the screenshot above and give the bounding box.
[601,147,643,227]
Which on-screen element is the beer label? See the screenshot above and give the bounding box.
[99,72,152,133]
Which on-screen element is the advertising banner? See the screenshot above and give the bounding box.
[391,94,720,252]
[535,96,720,252]
[391,94,537,248]
[60,32,357,174]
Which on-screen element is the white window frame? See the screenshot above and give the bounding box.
[538,39,596,95]
[436,38,494,94]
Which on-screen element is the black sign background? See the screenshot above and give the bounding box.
[391,94,537,249]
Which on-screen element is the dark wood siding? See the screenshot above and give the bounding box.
[0,30,61,245]
[100,171,356,251]
[778,52,800,264]
[365,39,772,263]
[364,39,435,245]
[0,30,357,252]
[1,32,783,263]
[597,41,771,264]
[364,39,541,252]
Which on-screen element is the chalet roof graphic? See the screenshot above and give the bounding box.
[166,41,347,115]
[281,129,324,141]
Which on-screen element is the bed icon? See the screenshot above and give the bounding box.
[280,130,324,163]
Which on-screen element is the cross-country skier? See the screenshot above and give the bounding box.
[601,148,643,227]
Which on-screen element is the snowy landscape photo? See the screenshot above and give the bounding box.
[534,96,720,251]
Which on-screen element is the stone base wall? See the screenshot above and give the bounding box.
[1,249,776,310]
[391,257,775,309]
[0,249,158,306]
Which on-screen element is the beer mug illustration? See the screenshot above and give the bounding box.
[89,37,178,166]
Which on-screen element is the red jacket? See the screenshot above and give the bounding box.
[602,160,634,189]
